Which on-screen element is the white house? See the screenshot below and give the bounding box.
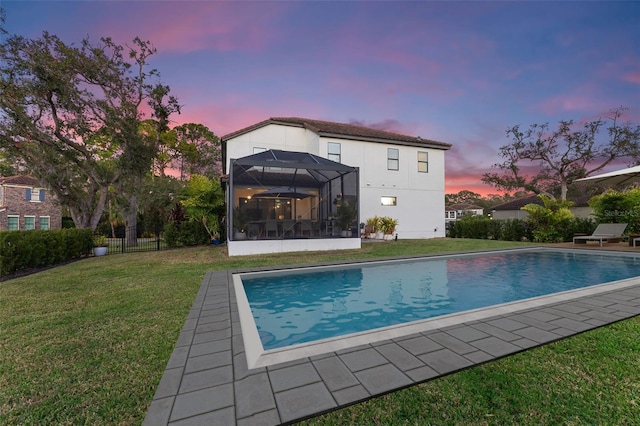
[445,203,484,224]
[222,117,452,256]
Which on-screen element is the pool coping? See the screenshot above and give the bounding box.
[144,247,640,425]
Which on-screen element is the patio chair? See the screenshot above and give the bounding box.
[299,220,313,237]
[282,219,296,238]
[247,223,260,239]
[572,223,627,247]
[265,219,279,238]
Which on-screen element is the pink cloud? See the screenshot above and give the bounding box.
[347,119,417,136]
[535,80,615,117]
[92,2,290,53]
[624,72,640,84]
[172,93,330,137]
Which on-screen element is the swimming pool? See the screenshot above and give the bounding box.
[233,248,640,368]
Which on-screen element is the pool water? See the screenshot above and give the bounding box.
[241,250,640,350]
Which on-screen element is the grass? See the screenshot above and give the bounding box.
[301,318,640,425]
[0,238,638,425]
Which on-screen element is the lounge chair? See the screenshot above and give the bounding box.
[572,223,627,247]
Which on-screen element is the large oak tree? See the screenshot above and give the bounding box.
[0,25,179,230]
[482,108,640,200]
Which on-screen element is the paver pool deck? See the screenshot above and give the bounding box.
[144,249,640,425]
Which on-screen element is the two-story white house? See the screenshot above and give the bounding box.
[222,117,451,256]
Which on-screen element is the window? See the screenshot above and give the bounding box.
[328,142,341,163]
[8,215,19,231]
[26,188,45,202]
[24,216,35,230]
[445,211,456,219]
[253,147,266,154]
[418,151,429,173]
[387,148,399,170]
[381,196,397,206]
[39,216,50,230]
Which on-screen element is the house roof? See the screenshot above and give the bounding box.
[222,117,452,150]
[492,194,590,211]
[0,175,40,186]
[446,203,483,211]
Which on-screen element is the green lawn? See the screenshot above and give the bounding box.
[0,239,638,425]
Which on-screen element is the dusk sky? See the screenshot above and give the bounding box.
[3,1,639,195]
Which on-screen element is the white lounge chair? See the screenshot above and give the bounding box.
[572,223,627,247]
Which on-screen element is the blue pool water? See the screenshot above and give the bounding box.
[242,250,640,350]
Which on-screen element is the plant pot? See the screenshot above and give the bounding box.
[93,246,108,256]
[383,234,394,241]
[375,231,384,240]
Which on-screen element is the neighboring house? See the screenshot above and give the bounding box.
[222,117,452,256]
[445,203,484,223]
[0,175,62,231]
[491,194,593,220]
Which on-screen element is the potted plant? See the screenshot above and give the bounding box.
[93,235,108,256]
[380,216,398,240]
[336,198,357,237]
[233,207,249,240]
[365,216,381,239]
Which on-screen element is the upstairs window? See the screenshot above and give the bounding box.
[387,148,399,170]
[328,142,341,163]
[26,188,45,202]
[418,151,429,173]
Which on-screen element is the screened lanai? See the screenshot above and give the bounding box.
[227,150,359,241]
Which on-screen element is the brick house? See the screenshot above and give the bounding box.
[0,175,62,231]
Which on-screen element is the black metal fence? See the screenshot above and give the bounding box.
[104,226,164,255]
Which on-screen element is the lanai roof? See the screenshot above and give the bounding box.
[222,117,452,150]
[231,149,357,187]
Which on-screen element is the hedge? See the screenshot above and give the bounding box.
[164,220,210,248]
[448,216,597,242]
[0,229,93,277]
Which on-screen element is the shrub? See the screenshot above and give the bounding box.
[365,216,381,234]
[379,216,399,235]
[589,188,640,234]
[450,215,492,239]
[501,219,533,241]
[522,195,574,243]
[163,220,210,247]
[0,229,92,277]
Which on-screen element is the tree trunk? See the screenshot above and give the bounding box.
[69,185,109,231]
[560,181,568,201]
[124,193,138,247]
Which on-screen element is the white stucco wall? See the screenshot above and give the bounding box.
[225,124,320,172]
[319,135,447,239]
